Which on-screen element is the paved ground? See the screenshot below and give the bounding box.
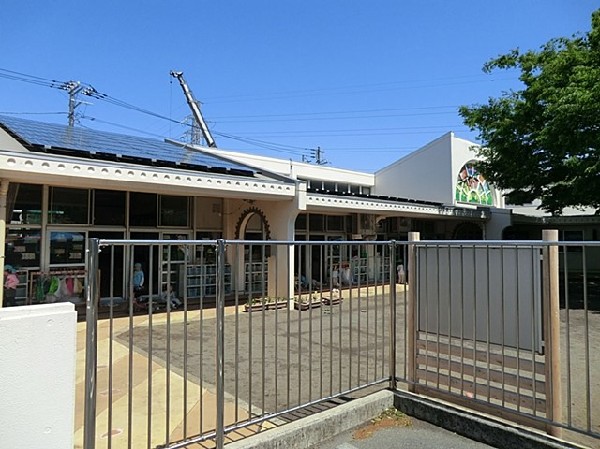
[75,283,600,449]
[123,285,404,414]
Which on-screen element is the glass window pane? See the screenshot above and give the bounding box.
[323,182,336,192]
[6,229,41,268]
[327,215,344,231]
[49,187,89,224]
[49,231,86,265]
[160,195,189,227]
[309,214,324,231]
[295,214,307,230]
[9,183,43,225]
[129,192,158,227]
[162,233,189,262]
[94,190,126,226]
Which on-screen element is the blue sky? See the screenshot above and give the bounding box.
[0,1,597,172]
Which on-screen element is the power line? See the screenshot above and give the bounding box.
[211,110,459,124]
[0,68,59,88]
[226,129,471,138]
[223,124,466,136]
[212,131,307,155]
[0,66,469,158]
[0,111,67,116]
[210,105,459,120]
[80,116,168,138]
[201,73,518,103]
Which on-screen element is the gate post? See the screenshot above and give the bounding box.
[216,239,226,449]
[389,241,397,390]
[542,230,562,437]
[83,238,100,449]
[407,232,420,393]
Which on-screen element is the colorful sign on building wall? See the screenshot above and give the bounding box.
[456,161,494,206]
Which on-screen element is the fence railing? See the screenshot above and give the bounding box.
[81,236,600,449]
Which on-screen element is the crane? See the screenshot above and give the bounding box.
[170,70,217,148]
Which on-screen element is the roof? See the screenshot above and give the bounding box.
[0,115,256,177]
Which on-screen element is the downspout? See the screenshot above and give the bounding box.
[0,179,9,306]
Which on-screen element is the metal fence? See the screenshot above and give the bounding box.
[81,235,600,449]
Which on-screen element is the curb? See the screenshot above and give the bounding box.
[225,390,396,449]
[393,390,584,449]
[224,389,584,449]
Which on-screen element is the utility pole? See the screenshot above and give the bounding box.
[311,146,328,165]
[183,114,204,145]
[63,81,84,127]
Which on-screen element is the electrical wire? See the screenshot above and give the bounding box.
[80,116,168,138]
[0,68,59,88]
[211,110,459,124]
[210,105,459,120]
[0,66,473,159]
[201,73,518,103]
[228,124,463,134]
[0,111,67,116]
[212,131,307,155]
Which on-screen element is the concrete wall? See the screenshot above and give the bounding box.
[485,208,513,239]
[374,133,454,205]
[0,128,28,152]
[0,303,77,449]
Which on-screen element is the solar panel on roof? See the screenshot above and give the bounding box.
[0,115,255,176]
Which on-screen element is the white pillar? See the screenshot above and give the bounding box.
[0,179,9,306]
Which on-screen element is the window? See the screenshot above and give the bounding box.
[295,214,307,231]
[49,231,86,265]
[49,187,89,224]
[6,229,41,268]
[327,215,345,231]
[161,233,189,262]
[160,195,189,227]
[323,182,336,192]
[94,190,126,226]
[335,183,346,193]
[561,230,584,253]
[129,192,158,227]
[9,183,42,225]
[309,214,324,232]
[309,180,323,191]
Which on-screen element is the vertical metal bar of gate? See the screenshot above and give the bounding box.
[215,239,226,449]
[83,238,100,449]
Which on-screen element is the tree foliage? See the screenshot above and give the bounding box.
[459,10,600,215]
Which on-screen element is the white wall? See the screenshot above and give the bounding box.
[0,128,28,152]
[485,208,513,239]
[374,133,454,204]
[0,303,77,449]
[373,132,502,209]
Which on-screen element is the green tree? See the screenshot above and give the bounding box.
[459,10,600,215]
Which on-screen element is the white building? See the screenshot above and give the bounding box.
[1,115,595,309]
